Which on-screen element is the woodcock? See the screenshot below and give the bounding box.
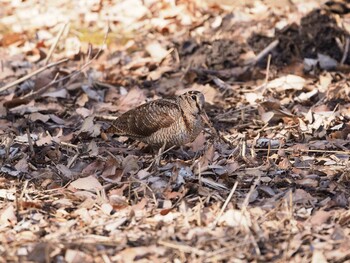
[107,91,209,148]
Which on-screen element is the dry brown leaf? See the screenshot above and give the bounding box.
[36,132,53,146]
[14,157,29,172]
[0,204,17,225]
[189,132,206,152]
[145,41,168,61]
[122,155,140,176]
[42,89,68,98]
[28,112,50,123]
[293,189,317,205]
[79,116,101,137]
[296,178,318,188]
[218,209,251,228]
[116,87,146,112]
[70,175,102,191]
[312,250,328,263]
[266,74,305,91]
[131,197,148,211]
[65,249,93,263]
[309,210,333,226]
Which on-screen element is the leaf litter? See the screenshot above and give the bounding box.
[1,0,350,262]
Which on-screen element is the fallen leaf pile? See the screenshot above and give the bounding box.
[1,0,350,262]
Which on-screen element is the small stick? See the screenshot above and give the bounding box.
[60,141,79,149]
[201,111,218,138]
[241,174,261,210]
[26,128,34,156]
[44,23,68,65]
[67,153,79,169]
[22,73,60,100]
[129,177,158,208]
[255,148,350,155]
[255,53,272,94]
[249,39,279,65]
[95,115,118,121]
[210,180,239,228]
[145,145,176,171]
[158,240,206,256]
[341,37,350,65]
[19,180,29,200]
[180,60,193,82]
[264,54,272,84]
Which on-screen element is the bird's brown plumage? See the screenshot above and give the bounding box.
[108,91,207,148]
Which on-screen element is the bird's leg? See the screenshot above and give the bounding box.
[155,142,166,167]
[174,146,192,160]
[145,143,175,171]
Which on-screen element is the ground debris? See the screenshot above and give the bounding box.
[1,0,350,262]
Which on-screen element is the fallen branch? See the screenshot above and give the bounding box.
[210,181,239,228]
[248,39,279,65]
[0,58,68,94]
[255,148,350,155]
[44,22,68,65]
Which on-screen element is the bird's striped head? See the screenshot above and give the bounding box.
[178,90,205,115]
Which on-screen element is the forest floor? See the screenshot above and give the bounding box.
[1,0,350,262]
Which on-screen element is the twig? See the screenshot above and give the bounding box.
[158,240,206,256]
[44,23,68,65]
[263,54,271,85]
[66,25,110,80]
[39,25,109,88]
[248,39,279,65]
[180,60,193,82]
[101,254,112,263]
[19,180,29,200]
[145,145,176,171]
[241,174,261,210]
[26,128,34,156]
[0,58,68,94]
[200,177,228,191]
[159,47,174,65]
[341,37,350,65]
[255,148,350,155]
[95,114,118,121]
[197,161,202,185]
[60,141,80,149]
[210,181,239,228]
[129,177,158,208]
[22,73,60,100]
[67,153,79,169]
[254,53,272,94]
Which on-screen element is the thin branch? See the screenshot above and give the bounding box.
[249,39,279,66]
[44,23,68,65]
[255,148,350,155]
[210,181,239,228]
[26,128,34,156]
[341,37,350,65]
[158,240,206,256]
[0,58,68,94]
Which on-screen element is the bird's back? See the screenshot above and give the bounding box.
[108,91,205,148]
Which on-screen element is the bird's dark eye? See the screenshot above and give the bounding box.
[191,95,197,100]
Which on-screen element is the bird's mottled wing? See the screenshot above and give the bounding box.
[110,100,179,137]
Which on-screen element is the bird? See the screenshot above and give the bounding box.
[107,90,210,149]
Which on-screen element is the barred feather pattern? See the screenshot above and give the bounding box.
[108,91,206,148]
